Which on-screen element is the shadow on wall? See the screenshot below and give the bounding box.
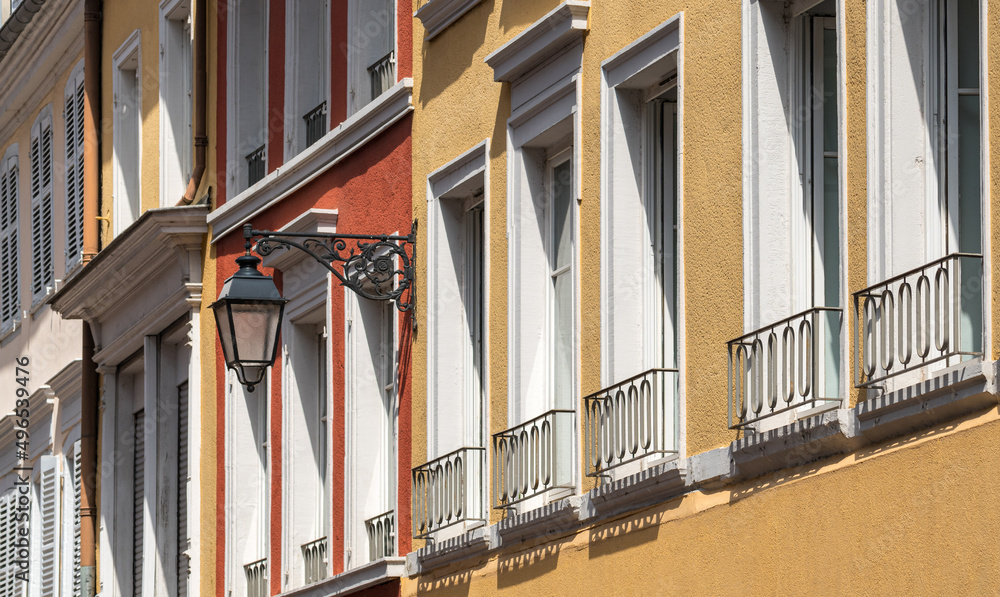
[416,569,473,597]
[587,508,664,560]
[416,0,490,108]
[497,541,562,589]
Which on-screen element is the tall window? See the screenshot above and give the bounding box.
[936,0,981,352]
[64,62,85,272]
[286,0,329,154]
[345,296,396,568]
[30,108,54,305]
[0,487,26,596]
[226,371,269,596]
[0,146,19,333]
[160,0,193,206]
[346,0,395,116]
[230,0,268,191]
[113,34,141,236]
[282,313,330,589]
[31,455,60,597]
[548,150,574,410]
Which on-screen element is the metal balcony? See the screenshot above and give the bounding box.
[301,537,327,585]
[412,447,486,539]
[583,368,678,477]
[303,102,327,148]
[853,253,983,387]
[368,51,395,101]
[728,307,842,429]
[365,510,395,562]
[245,144,266,187]
[243,558,267,597]
[491,409,575,509]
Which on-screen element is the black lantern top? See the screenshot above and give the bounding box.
[211,253,287,392]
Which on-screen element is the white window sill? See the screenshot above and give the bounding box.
[277,557,406,597]
[209,79,414,243]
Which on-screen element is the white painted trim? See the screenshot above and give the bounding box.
[112,30,142,238]
[484,1,589,82]
[414,0,483,41]
[209,80,414,242]
[259,209,339,271]
[279,557,405,597]
[283,0,331,161]
[158,0,193,208]
[424,139,489,469]
[979,0,991,358]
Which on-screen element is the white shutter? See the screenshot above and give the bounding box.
[30,114,53,304]
[133,411,145,596]
[0,154,20,332]
[72,441,82,597]
[38,455,60,597]
[0,491,16,597]
[65,69,85,270]
[177,383,189,597]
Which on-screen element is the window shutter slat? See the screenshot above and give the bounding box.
[73,440,82,597]
[133,411,145,596]
[39,455,60,597]
[178,383,189,597]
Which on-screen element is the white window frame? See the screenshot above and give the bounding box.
[280,265,332,590]
[425,140,489,459]
[600,16,684,461]
[224,369,270,597]
[345,0,396,116]
[284,0,331,158]
[159,0,193,207]
[226,0,269,195]
[112,31,142,237]
[0,144,20,335]
[64,60,85,274]
[344,292,398,569]
[29,106,54,307]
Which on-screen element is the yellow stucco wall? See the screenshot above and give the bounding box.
[410,0,1000,589]
[100,0,160,246]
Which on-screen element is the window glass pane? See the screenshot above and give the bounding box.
[552,271,572,408]
[822,26,838,154]
[551,159,572,271]
[822,156,840,307]
[957,0,979,90]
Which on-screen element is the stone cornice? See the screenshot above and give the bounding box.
[414,0,483,41]
[50,205,209,323]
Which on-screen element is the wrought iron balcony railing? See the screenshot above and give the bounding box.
[853,253,983,388]
[243,558,267,597]
[583,368,678,477]
[245,144,266,187]
[303,102,327,148]
[365,510,395,562]
[301,537,327,585]
[368,51,395,101]
[492,409,575,509]
[412,446,486,539]
[728,307,842,429]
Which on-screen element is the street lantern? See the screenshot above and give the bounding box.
[214,222,416,392]
[211,253,287,392]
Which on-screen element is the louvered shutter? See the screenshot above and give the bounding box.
[65,70,85,270]
[0,491,16,597]
[177,382,189,597]
[30,115,53,304]
[133,411,145,596]
[0,155,19,332]
[70,440,81,597]
[38,455,60,596]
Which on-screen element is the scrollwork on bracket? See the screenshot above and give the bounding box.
[244,222,416,313]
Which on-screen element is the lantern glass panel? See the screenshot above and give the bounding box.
[230,301,282,364]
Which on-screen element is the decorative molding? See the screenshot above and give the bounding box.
[484,1,589,83]
[278,557,406,597]
[209,80,414,242]
[414,0,483,41]
[426,139,488,200]
[259,209,338,271]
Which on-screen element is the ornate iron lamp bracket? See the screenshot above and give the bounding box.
[244,221,417,313]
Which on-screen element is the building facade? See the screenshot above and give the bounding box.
[406,0,1000,594]
[0,0,999,596]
